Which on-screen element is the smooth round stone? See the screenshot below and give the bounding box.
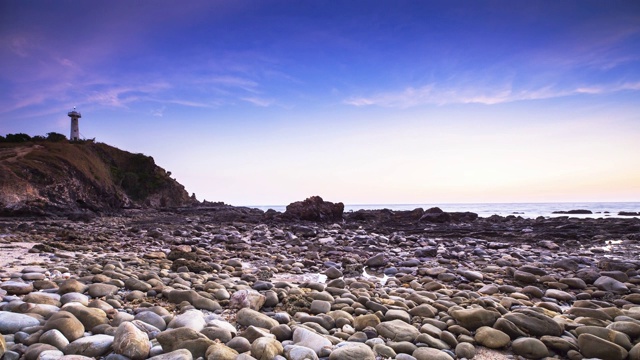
[608,321,640,339]
[147,349,193,360]
[251,337,283,359]
[22,273,46,281]
[44,312,85,341]
[329,342,375,360]
[58,280,87,294]
[578,333,628,360]
[64,334,114,357]
[385,309,411,323]
[503,309,563,336]
[37,349,64,360]
[134,311,167,331]
[373,344,396,359]
[474,326,510,349]
[0,311,41,333]
[87,283,119,298]
[24,343,58,360]
[167,310,206,331]
[40,329,70,350]
[455,342,475,359]
[409,304,437,318]
[205,342,238,360]
[540,335,578,353]
[544,289,575,302]
[60,293,89,306]
[310,300,332,315]
[1,281,34,295]
[594,276,629,294]
[512,337,548,359]
[575,326,633,350]
[450,308,500,331]
[292,327,332,355]
[22,267,47,274]
[560,278,587,289]
[227,336,251,354]
[325,267,343,279]
[236,308,278,329]
[270,324,292,342]
[412,347,453,360]
[353,314,380,331]
[376,320,420,342]
[478,284,499,295]
[113,322,151,360]
[61,303,109,330]
[284,345,319,360]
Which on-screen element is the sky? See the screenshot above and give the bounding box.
[1,1,640,206]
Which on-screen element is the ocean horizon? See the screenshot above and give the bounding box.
[249,201,640,219]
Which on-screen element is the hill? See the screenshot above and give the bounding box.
[0,140,194,216]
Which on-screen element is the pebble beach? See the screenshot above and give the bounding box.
[1,207,640,360]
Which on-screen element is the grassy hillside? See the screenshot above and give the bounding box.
[0,140,192,215]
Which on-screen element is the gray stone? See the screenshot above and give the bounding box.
[474,326,510,349]
[450,307,500,331]
[87,283,119,298]
[236,308,278,329]
[250,337,283,360]
[455,342,475,359]
[578,333,628,360]
[412,347,454,360]
[376,320,420,342]
[167,310,206,331]
[292,327,332,355]
[503,309,563,336]
[0,311,41,333]
[148,349,193,360]
[284,345,319,360]
[205,342,238,360]
[40,329,70,350]
[594,276,629,294]
[64,334,114,357]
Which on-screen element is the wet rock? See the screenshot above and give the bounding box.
[39,329,70,350]
[594,276,629,294]
[365,253,386,267]
[412,347,454,360]
[455,342,475,359]
[503,309,563,336]
[24,343,58,360]
[1,281,33,295]
[43,312,85,342]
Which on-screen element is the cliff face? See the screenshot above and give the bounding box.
[0,141,193,216]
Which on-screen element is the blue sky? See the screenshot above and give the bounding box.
[1,1,639,205]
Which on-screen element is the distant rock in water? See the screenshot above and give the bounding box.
[0,141,195,216]
[552,209,593,214]
[284,196,344,222]
[619,211,640,216]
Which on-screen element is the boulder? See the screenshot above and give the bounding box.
[284,196,344,222]
[113,322,151,360]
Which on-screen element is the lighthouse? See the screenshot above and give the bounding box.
[68,107,81,141]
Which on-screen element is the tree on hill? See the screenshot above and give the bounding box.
[46,132,67,142]
[0,135,5,142]
[4,133,32,143]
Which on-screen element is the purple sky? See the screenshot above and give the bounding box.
[1,1,639,205]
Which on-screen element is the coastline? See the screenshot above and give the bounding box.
[1,207,639,360]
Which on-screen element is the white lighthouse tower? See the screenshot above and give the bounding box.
[68,107,81,141]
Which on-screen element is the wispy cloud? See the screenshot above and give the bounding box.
[242,97,274,107]
[344,81,640,108]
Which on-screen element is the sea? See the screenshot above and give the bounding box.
[251,202,640,219]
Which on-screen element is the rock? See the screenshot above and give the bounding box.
[325,267,343,279]
[62,303,109,330]
[87,283,119,297]
[58,279,87,294]
[167,309,206,331]
[329,342,376,360]
[236,308,278,329]
[578,333,628,360]
[64,334,114,357]
[0,311,41,333]
[412,347,454,360]
[148,349,193,360]
[365,253,386,267]
[455,342,475,359]
[511,337,548,359]
[205,342,238,360]
[354,314,380,331]
[310,300,332,315]
[373,344,396,359]
[229,289,266,311]
[608,321,640,339]
[284,345,319,360]
[43,312,85,342]
[113,322,151,360]
[575,326,633,350]
[0,281,34,295]
[36,349,64,360]
[503,309,563,336]
[376,320,420,342]
[474,326,510,348]
[134,311,167,331]
[292,327,332,355]
[594,276,629,294]
[408,304,437,318]
[250,337,283,360]
[227,336,251,353]
[39,329,70,350]
[24,344,58,360]
[284,196,344,222]
[450,308,500,331]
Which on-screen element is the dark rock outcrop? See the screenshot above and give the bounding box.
[284,196,344,222]
[552,209,593,214]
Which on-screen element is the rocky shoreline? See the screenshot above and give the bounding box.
[1,204,640,360]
